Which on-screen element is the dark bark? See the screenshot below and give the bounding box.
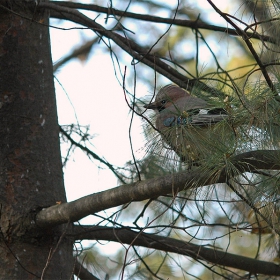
[70,225,280,277]
[0,1,73,278]
[74,261,100,280]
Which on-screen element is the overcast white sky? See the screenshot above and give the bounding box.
[51,26,148,203]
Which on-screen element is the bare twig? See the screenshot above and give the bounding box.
[59,125,126,184]
[38,2,224,94]
[206,0,276,94]
[51,1,277,44]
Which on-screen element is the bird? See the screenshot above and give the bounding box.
[144,84,230,165]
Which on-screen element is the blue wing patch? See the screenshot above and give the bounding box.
[163,116,191,127]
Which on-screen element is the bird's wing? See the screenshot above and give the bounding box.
[166,96,208,113]
[162,108,228,127]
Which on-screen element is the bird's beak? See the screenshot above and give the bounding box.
[144,102,158,110]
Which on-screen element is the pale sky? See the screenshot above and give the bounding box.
[52,45,147,200]
[50,0,240,201]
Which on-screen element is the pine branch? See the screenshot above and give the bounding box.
[70,225,280,276]
[35,150,280,228]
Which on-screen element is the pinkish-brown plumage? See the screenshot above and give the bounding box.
[145,84,229,165]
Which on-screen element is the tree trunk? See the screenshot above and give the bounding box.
[0,1,73,278]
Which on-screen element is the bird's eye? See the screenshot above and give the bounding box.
[161,100,166,105]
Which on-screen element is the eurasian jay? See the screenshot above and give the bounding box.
[144,84,230,165]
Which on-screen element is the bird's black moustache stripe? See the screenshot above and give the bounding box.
[158,106,166,112]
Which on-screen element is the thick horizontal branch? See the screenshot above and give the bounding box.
[52,1,276,44]
[70,225,280,276]
[35,150,280,228]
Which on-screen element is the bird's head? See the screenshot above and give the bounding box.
[144,84,190,112]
